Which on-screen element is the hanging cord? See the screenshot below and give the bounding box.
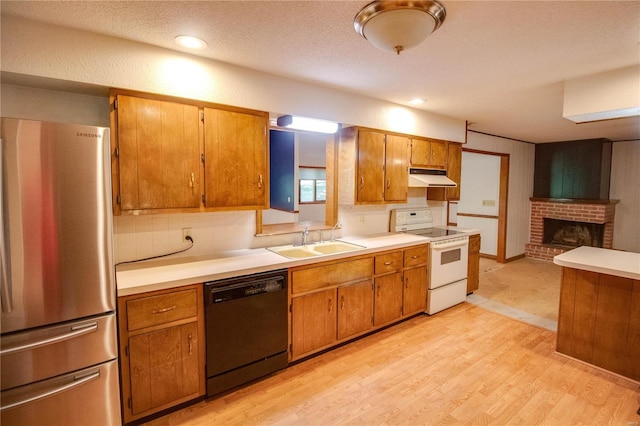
[115,236,194,267]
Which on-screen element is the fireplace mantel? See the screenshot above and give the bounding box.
[529,197,620,205]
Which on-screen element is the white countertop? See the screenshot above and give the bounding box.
[116,232,424,296]
[553,246,640,280]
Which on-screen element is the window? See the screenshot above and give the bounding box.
[299,167,326,204]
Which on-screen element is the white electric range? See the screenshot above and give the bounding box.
[390,207,469,315]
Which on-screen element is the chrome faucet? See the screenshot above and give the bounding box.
[329,222,342,241]
[301,226,309,246]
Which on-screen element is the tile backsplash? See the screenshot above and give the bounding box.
[113,196,446,264]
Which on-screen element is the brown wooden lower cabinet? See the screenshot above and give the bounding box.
[403,266,428,316]
[291,289,337,359]
[557,267,640,381]
[467,234,481,294]
[290,246,430,362]
[374,272,403,327]
[118,284,205,423]
[337,280,374,341]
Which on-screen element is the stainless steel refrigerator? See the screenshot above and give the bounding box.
[1,118,121,425]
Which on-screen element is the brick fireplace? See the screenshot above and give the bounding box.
[525,198,619,261]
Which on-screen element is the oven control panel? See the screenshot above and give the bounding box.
[390,207,433,232]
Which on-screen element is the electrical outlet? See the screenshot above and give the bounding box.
[182,227,192,241]
[359,215,365,223]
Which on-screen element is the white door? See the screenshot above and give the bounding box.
[457,151,501,256]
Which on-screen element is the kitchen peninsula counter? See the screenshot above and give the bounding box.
[553,246,640,280]
[553,246,640,382]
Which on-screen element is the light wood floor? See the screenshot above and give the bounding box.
[146,303,640,426]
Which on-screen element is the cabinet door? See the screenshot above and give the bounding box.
[466,235,480,293]
[337,280,373,340]
[467,252,480,293]
[291,289,336,358]
[403,267,427,316]
[429,139,448,169]
[446,143,462,200]
[374,273,403,326]
[128,322,200,416]
[410,138,430,166]
[384,134,409,202]
[117,95,201,211]
[356,129,385,203]
[203,108,268,208]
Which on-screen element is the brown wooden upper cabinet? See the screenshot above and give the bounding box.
[339,127,409,205]
[203,107,268,209]
[110,90,269,214]
[410,137,448,169]
[426,142,462,202]
[114,94,202,213]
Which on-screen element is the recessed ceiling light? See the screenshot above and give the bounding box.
[174,35,208,50]
[408,98,425,105]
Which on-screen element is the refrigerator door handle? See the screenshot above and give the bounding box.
[0,138,12,314]
[0,322,98,356]
[0,370,100,411]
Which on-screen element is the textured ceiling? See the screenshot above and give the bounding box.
[2,0,639,143]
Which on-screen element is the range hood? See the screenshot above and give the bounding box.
[408,168,457,188]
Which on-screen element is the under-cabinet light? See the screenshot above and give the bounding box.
[276,115,339,134]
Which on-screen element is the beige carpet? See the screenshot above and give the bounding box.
[473,257,562,323]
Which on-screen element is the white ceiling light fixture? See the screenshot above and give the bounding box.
[174,35,208,50]
[354,0,446,55]
[276,115,339,134]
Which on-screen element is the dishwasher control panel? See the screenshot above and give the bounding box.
[205,270,286,304]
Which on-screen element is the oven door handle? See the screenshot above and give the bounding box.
[431,239,468,250]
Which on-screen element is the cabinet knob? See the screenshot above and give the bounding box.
[189,172,195,188]
[188,333,193,355]
[360,176,364,189]
[258,174,263,189]
[386,178,390,189]
[341,295,344,310]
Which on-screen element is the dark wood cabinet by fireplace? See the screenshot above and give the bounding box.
[533,139,612,200]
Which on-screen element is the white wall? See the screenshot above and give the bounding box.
[464,132,536,260]
[1,15,465,142]
[610,141,640,252]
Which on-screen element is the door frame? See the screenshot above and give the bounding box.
[454,148,509,263]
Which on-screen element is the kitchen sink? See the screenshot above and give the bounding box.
[311,241,363,254]
[268,240,365,259]
[271,247,321,259]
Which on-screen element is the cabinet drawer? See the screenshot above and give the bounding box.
[374,251,403,275]
[292,258,373,294]
[404,245,428,267]
[469,235,481,253]
[127,289,198,331]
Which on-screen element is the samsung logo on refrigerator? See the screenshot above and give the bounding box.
[76,132,102,138]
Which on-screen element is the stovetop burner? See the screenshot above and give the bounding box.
[406,228,465,238]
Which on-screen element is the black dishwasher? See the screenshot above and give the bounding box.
[204,269,288,397]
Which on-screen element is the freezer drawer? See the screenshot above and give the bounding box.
[1,359,120,426]
[1,313,117,390]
